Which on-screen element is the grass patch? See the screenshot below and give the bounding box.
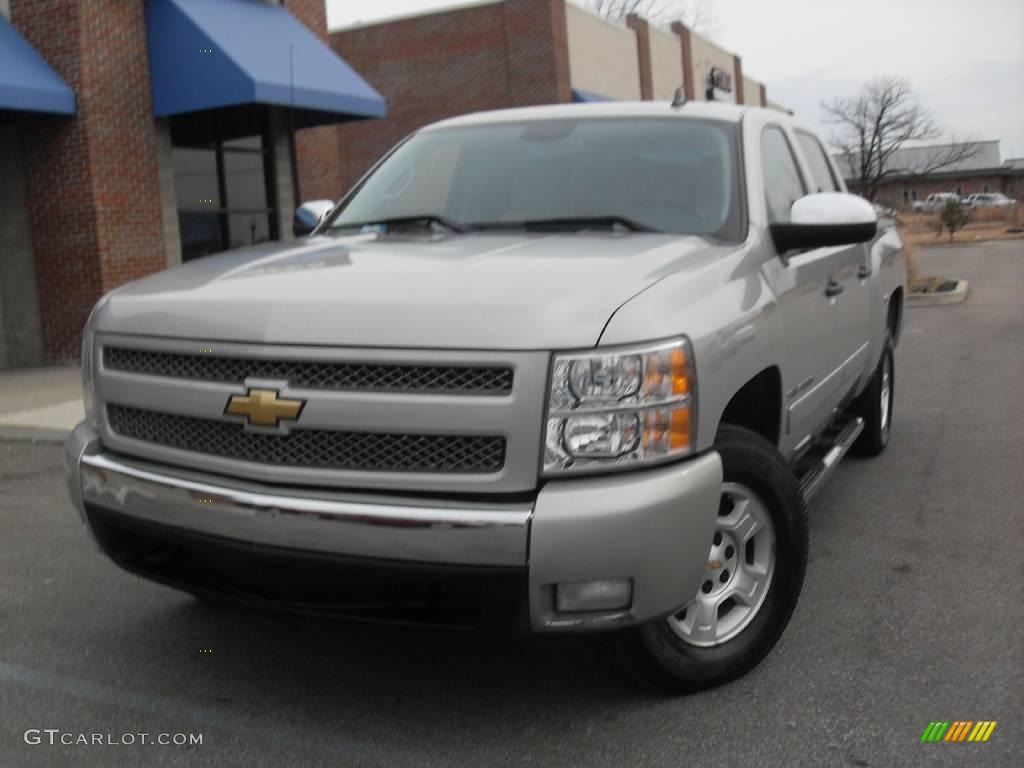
[909,276,959,294]
[897,204,1024,246]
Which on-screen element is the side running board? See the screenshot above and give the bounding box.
[795,415,864,503]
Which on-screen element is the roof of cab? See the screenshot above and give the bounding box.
[423,100,760,131]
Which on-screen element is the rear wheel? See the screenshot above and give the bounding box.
[851,334,894,457]
[609,425,808,693]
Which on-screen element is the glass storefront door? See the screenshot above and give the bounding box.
[171,110,280,261]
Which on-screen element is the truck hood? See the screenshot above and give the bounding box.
[96,232,732,349]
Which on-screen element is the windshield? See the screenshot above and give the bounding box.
[326,117,744,240]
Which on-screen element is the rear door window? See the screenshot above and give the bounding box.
[761,126,806,223]
[795,130,841,193]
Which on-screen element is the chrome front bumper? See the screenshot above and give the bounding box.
[66,423,722,631]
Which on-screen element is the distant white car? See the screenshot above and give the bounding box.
[963,193,1016,209]
[911,192,960,213]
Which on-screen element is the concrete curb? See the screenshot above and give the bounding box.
[907,280,969,307]
[0,425,70,444]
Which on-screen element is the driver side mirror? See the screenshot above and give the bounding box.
[293,199,335,237]
[770,192,877,255]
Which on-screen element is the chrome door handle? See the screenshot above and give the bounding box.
[825,279,844,297]
[857,265,873,278]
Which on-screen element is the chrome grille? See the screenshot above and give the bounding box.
[107,405,506,474]
[104,347,513,395]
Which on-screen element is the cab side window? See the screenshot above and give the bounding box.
[795,131,841,193]
[762,126,806,223]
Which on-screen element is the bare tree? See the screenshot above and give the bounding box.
[583,0,716,33]
[823,76,980,202]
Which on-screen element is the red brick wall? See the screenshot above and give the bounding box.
[330,0,571,193]
[503,0,571,107]
[287,0,343,202]
[12,0,165,361]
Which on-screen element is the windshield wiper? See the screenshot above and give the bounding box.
[466,216,660,233]
[331,215,465,233]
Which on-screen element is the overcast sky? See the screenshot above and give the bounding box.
[326,0,1024,157]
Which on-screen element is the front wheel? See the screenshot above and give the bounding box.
[609,425,808,693]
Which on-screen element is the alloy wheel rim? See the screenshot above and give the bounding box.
[667,482,777,647]
[880,354,891,434]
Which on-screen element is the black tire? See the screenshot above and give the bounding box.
[608,425,808,694]
[850,333,894,457]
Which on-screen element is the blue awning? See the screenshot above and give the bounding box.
[145,0,385,126]
[571,88,614,103]
[0,17,75,115]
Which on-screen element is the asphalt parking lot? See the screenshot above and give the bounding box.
[1,241,1021,768]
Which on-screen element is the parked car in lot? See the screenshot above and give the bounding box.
[963,192,1016,208]
[66,102,906,692]
[911,192,960,212]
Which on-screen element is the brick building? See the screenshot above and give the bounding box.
[1,0,781,370]
[0,0,383,368]
[834,141,1024,208]
[329,0,783,191]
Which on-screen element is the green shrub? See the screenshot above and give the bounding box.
[940,200,970,242]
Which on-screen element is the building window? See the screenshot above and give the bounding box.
[171,110,280,261]
[903,189,918,204]
[982,183,990,193]
[955,185,964,197]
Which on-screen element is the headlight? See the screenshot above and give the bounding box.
[544,338,695,475]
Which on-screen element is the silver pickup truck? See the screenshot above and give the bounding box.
[65,101,905,692]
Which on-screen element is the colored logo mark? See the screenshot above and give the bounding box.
[921,721,997,742]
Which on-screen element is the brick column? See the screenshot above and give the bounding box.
[12,0,166,362]
[625,14,653,101]
[670,21,695,101]
[287,0,344,202]
[733,55,744,104]
[0,124,45,367]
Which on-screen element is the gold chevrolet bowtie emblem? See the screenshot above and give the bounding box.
[224,388,304,427]
[707,559,723,570]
